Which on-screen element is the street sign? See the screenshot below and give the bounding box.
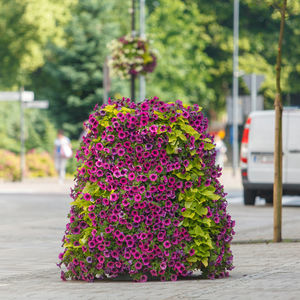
[227,95,263,124]
[0,91,34,102]
[242,74,265,93]
[23,100,49,109]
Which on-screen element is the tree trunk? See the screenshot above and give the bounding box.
[273,0,287,243]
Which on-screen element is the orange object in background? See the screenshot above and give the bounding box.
[218,129,226,139]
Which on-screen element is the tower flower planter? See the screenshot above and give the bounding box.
[58,97,235,282]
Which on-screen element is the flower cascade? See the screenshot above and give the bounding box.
[58,97,235,282]
[108,36,157,79]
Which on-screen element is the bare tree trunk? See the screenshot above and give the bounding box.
[273,0,287,243]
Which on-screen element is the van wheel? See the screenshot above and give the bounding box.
[244,189,256,205]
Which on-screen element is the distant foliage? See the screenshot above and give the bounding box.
[26,150,56,178]
[31,0,120,138]
[0,102,57,154]
[0,149,57,181]
[0,149,21,181]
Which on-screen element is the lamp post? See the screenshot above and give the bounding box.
[139,0,146,101]
[131,0,136,101]
[232,0,240,176]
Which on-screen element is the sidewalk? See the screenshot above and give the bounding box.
[0,167,241,194]
[0,177,73,194]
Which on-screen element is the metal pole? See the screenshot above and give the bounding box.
[19,87,25,181]
[139,0,146,101]
[251,73,257,112]
[232,0,240,176]
[131,0,136,101]
[103,56,109,104]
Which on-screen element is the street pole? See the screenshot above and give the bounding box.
[232,0,240,176]
[19,87,25,181]
[139,0,146,101]
[250,73,257,112]
[131,0,136,101]
[103,56,109,104]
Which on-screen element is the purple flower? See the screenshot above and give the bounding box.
[117,148,125,156]
[204,179,211,187]
[110,193,119,202]
[149,174,158,182]
[134,194,142,202]
[107,135,115,142]
[163,240,171,249]
[128,172,135,181]
[149,125,158,133]
[135,261,142,270]
[83,193,91,201]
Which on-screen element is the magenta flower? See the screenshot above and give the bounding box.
[149,174,158,182]
[134,194,142,202]
[155,165,163,173]
[83,193,91,201]
[189,249,195,256]
[96,143,103,151]
[110,193,118,202]
[128,172,135,181]
[107,135,115,142]
[149,125,158,133]
[117,148,125,156]
[135,261,142,270]
[157,185,165,192]
[163,240,171,249]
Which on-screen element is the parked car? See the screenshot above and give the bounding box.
[240,109,300,205]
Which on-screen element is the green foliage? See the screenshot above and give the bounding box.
[1,0,300,129]
[0,102,57,154]
[147,0,216,108]
[31,0,122,138]
[146,0,300,110]
[43,120,57,154]
[0,0,76,88]
[0,102,20,153]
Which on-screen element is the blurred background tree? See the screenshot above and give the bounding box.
[0,0,76,88]
[31,0,124,138]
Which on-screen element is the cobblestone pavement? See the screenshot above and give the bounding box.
[0,187,299,299]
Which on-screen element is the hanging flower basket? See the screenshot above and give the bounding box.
[58,97,235,282]
[108,36,157,79]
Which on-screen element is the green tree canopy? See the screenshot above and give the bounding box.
[31,0,121,138]
[0,0,76,88]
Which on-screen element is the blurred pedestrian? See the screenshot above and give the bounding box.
[54,130,72,182]
[215,131,227,169]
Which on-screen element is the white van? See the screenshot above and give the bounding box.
[240,109,300,205]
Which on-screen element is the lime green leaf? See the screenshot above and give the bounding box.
[187,256,198,263]
[196,205,208,216]
[202,258,208,267]
[195,225,204,236]
[182,209,195,219]
[203,143,215,150]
